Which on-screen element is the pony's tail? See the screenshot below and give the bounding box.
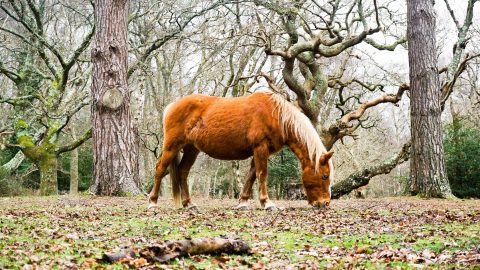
[170,153,181,205]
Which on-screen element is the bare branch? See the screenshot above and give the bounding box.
[364,36,407,51]
[53,99,90,137]
[323,84,409,150]
[54,26,95,108]
[56,128,92,155]
[331,141,411,199]
[441,53,480,105]
[443,0,461,29]
[127,0,235,79]
[0,94,36,106]
[447,0,478,80]
[249,72,289,98]
[0,61,22,83]
[373,0,380,29]
[25,0,44,34]
[340,84,408,123]
[318,27,381,57]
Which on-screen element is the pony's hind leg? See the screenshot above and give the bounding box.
[253,144,277,211]
[178,145,200,209]
[148,148,181,209]
[236,159,256,209]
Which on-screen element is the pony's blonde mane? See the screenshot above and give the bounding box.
[260,90,329,171]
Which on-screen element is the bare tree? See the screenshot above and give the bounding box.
[0,0,93,195]
[406,0,478,198]
[332,0,480,198]
[407,0,450,197]
[90,0,142,195]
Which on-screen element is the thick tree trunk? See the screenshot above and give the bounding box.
[38,154,58,196]
[407,0,453,198]
[20,140,58,196]
[91,0,141,195]
[69,128,79,194]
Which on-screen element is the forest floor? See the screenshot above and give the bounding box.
[0,196,479,269]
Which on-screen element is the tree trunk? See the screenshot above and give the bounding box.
[69,128,79,195]
[138,148,146,192]
[204,175,210,198]
[407,0,453,198]
[90,0,141,195]
[19,138,58,196]
[38,154,58,196]
[231,161,242,198]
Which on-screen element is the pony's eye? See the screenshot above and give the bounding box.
[323,174,329,180]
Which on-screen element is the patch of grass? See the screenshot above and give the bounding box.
[412,238,447,253]
[0,196,479,269]
[411,221,480,253]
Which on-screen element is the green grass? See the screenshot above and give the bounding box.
[0,196,479,269]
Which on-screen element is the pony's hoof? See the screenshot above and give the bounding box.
[185,203,199,211]
[147,202,158,210]
[265,205,278,211]
[235,202,249,210]
[264,202,278,211]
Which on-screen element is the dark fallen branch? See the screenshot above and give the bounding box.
[331,142,411,199]
[102,237,251,263]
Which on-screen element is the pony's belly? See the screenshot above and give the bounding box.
[187,118,253,160]
[205,151,252,160]
[195,141,253,160]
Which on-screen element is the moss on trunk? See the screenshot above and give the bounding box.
[38,153,58,196]
[19,135,58,196]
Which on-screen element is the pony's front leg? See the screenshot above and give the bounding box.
[253,144,277,211]
[236,159,256,209]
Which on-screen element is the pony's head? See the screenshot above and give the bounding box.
[302,151,334,208]
[265,90,335,208]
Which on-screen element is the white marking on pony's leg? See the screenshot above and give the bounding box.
[264,201,277,211]
[147,201,158,210]
[235,201,249,209]
[185,202,198,210]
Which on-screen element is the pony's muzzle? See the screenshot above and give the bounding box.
[312,201,330,209]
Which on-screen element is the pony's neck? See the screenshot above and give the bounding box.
[286,137,315,171]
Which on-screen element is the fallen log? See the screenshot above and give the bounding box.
[103,237,251,263]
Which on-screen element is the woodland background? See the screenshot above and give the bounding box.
[0,0,479,200]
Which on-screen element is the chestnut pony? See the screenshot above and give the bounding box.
[148,90,334,210]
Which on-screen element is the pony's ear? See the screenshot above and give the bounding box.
[320,151,334,164]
